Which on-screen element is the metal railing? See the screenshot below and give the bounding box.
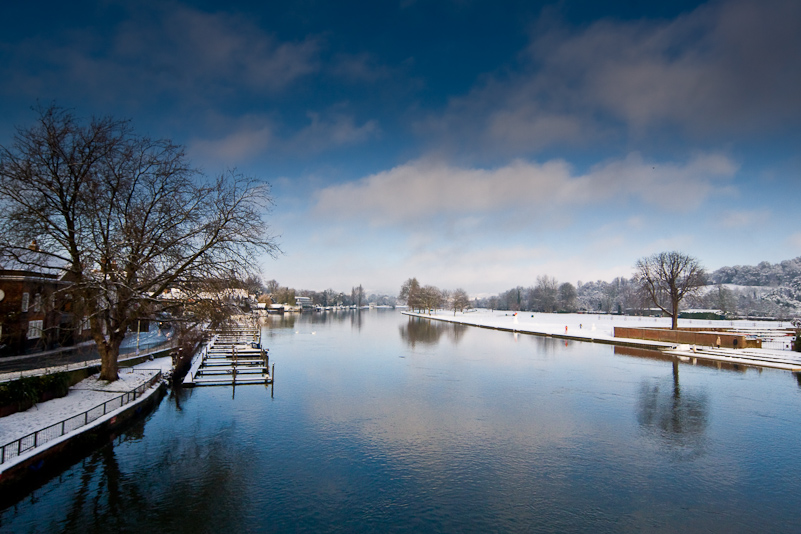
[0,370,162,466]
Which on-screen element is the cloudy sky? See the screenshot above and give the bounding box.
[1,0,799,296]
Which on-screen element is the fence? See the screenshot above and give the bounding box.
[0,370,162,466]
[759,336,796,351]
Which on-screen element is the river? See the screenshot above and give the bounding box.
[2,309,801,533]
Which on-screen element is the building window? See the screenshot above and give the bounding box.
[21,292,29,312]
[34,293,42,313]
[27,320,43,339]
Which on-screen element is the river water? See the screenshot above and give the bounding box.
[2,310,801,533]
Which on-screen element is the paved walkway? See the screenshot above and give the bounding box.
[0,330,173,374]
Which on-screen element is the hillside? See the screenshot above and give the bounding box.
[570,258,801,319]
[704,257,801,318]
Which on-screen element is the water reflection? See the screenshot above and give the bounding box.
[260,313,297,330]
[398,317,467,347]
[261,310,373,329]
[526,334,570,354]
[56,418,251,533]
[351,310,363,331]
[637,362,709,460]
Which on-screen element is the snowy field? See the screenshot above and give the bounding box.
[405,309,793,347]
[0,357,171,446]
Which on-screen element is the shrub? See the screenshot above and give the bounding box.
[0,372,71,409]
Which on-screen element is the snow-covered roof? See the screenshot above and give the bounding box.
[0,250,68,279]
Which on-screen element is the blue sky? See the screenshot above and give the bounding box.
[1,0,799,296]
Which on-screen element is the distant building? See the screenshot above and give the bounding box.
[679,309,726,320]
[624,307,665,317]
[295,296,313,309]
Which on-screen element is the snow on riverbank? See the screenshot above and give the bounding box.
[0,357,171,445]
[404,309,790,343]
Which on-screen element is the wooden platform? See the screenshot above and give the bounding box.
[183,326,273,387]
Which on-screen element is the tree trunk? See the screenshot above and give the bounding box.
[98,344,119,381]
[94,331,124,381]
[671,296,679,330]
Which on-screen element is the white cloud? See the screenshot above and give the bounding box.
[329,52,392,83]
[312,152,738,226]
[288,112,380,152]
[190,121,274,163]
[0,4,321,106]
[114,5,321,93]
[188,111,379,164]
[427,0,801,153]
[718,210,771,229]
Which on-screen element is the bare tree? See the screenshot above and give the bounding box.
[419,285,442,314]
[558,282,577,312]
[532,275,559,312]
[0,105,279,380]
[450,288,470,315]
[635,251,706,329]
[351,284,365,308]
[399,277,422,311]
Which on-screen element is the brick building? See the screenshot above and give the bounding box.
[0,268,86,356]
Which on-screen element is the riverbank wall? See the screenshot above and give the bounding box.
[613,327,760,349]
[0,379,166,501]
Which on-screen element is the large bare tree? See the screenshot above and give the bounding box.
[635,251,706,329]
[0,105,279,380]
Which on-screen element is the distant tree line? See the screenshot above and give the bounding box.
[710,257,801,287]
[399,278,470,315]
[466,253,801,321]
[250,278,397,308]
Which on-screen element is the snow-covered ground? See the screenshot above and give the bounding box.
[405,309,793,345]
[0,357,171,446]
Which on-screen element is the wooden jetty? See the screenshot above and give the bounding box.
[183,326,273,387]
